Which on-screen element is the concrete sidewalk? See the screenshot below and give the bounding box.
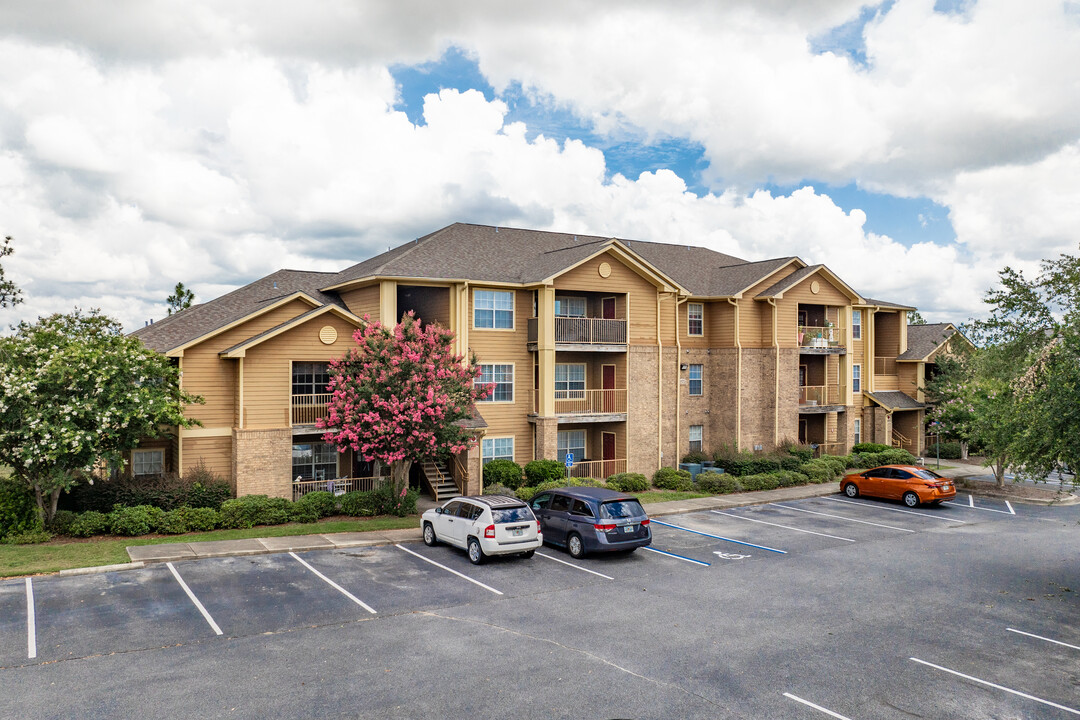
[126,482,843,565]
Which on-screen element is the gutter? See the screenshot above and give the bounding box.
[727,298,742,449]
[675,295,688,462]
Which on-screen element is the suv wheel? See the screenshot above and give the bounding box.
[423,522,438,547]
[467,537,485,565]
[567,533,585,559]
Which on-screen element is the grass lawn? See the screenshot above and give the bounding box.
[632,490,710,504]
[0,515,417,579]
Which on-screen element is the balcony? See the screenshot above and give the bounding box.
[567,458,627,479]
[530,388,628,422]
[798,324,846,354]
[292,393,331,426]
[874,356,898,375]
[527,317,628,351]
[798,385,846,413]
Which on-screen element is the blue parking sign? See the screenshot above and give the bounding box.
[564,453,574,467]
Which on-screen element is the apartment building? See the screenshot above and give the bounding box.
[131,223,958,501]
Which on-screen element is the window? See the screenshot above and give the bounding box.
[852,309,862,340]
[481,437,515,464]
[292,442,338,481]
[292,362,330,397]
[132,449,163,476]
[474,289,514,329]
[476,364,514,402]
[689,364,703,396]
[558,430,586,463]
[852,364,861,393]
[689,425,703,453]
[570,499,592,517]
[554,296,587,317]
[853,419,861,445]
[555,364,586,399]
[687,303,704,336]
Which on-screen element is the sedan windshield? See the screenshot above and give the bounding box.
[599,500,646,520]
[492,506,534,524]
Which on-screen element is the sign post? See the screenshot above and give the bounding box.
[565,452,574,480]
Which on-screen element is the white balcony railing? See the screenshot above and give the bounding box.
[292,393,332,425]
[799,385,844,406]
[528,317,628,345]
[798,324,844,349]
[532,388,628,414]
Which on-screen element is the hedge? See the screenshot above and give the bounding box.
[925,442,962,459]
[0,477,43,541]
[63,462,233,513]
[523,459,565,487]
[695,471,742,494]
[483,459,524,490]
[652,467,694,491]
[607,473,649,492]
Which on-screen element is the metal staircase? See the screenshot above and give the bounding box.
[423,458,459,501]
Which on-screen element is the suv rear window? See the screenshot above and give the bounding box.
[492,506,534,524]
[599,500,646,520]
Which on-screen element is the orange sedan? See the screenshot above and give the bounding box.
[840,465,956,507]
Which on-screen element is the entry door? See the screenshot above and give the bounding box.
[602,432,616,478]
[602,364,616,412]
[602,297,616,320]
[798,419,807,444]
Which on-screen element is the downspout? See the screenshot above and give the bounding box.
[727,298,742,449]
[656,293,663,468]
[767,298,779,447]
[675,295,688,461]
[177,356,184,474]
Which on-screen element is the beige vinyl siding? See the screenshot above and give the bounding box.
[776,272,852,349]
[339,284,381,320]
[875,311,902,356]
[708,300,736,347]
[180,299,315,428]
[737,266,797,347]
[898,362,919,398]
[469,288,534,465]
[242,313,362,429]
[182,435,233,479]
[554,251,663,345]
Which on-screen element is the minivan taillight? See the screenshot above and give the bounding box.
[484,524,495,538]
[641,519,650,526]
[594,523,617,531]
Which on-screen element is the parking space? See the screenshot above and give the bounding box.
[0,579,30,666]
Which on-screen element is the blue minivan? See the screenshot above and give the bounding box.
[529,487,651,558]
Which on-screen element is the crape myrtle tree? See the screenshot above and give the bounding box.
[318,312,492,495]
[0,310,202,523]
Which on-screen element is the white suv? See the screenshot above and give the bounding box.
[421,495,542,564]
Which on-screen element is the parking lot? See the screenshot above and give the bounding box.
[2,492,1079,719]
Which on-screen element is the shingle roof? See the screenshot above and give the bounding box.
[755,264,821,299]
[131,269,344,353]
[861,296,916,311]
[898,323,963,362]
[865,391,925,411]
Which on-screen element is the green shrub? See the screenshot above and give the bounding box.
[779,455,803,472]
[0,477,43,540]
[531,477,605,494]
[652,467,694,491]
[483,459,524,490]
[294,491,338,519]
[219,495,291,529]
[852,442,891,454]
[288,504,320,524]
[739,473,781,491]
[774,470,811,487]
[606,472,649,492]
[696,472,742,494]
[109,505,157,536]
[3,529,51,545]
[850,449,917,469]
[340,491,378,517]
[70,510,111,537]
[713,451,790,476]
[63,461,233,513]
[515,486,537,503]
[182,507,220,532]
[789,446,814,462]
[523,459,564,487]
[818,455,850,476]
[48,509,79,536]
[156,508,190,535]
[800,458,838,483]
[483,482,517,497]
[372,483,418,517]
[925,442,962,459]
[681,450,711,464]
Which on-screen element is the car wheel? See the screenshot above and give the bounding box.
[467,537,485,565]
[422,522,438,547]
[567,533,585,559]
[521,549,535,559]
[843,483,859,498]
[903,491,920,508]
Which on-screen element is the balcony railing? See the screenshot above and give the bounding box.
[292,475,391,501]
[874,356,898,375]
[798,324,844,349]
[527,317,628,345]
[292,393,331,425]
[799,385,844,406]
[533,388,628,415]
[565,459,626,480]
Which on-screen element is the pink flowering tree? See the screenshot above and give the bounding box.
[317,312,490,494]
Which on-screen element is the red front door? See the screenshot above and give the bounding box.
[602,297,616,320]
[602,364,616,412]
[602,432,616,478]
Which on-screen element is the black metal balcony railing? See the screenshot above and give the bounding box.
[527,317,627,345]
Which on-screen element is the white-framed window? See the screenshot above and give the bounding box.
[555,364,586,399]
[688,303,704,336]
[852,364,861,393]
[476,364,514,402]
[689,364,703,396]
[292,361,330,396]
[482,437,515,464]
[554,296,587,317]
[852,309,862,340]
[558,430,587,463]
[853,419,862,445]
[474,289,514,329]
[292,442,338,481]
[132,449,164,476]
[689,425,703,453]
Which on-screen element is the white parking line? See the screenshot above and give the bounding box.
[910,657,1080,716]
[771,504,915,532]
[1007,627,1080,651]
[395,544,503,595]
[651,519,786,553]
[290,552,377,614]
[535,552,614,579]
[167,562,223,635]
[941,497,1016,515]
[641,546,711,566]
[826,496,964,523]
[25,578,36,659]
[783,692,852,719]
[710,510,855,542]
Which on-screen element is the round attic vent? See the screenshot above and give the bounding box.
[598,262,612,278]
[319,325,338,344]
[810,280,820,294]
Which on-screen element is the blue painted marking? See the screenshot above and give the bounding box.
[651,519,788,554]
[641,546,711,566]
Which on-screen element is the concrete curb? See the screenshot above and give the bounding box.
[59,561,146,576]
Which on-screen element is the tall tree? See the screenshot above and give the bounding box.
[0,310,202,522]
[907,310,927,325]
[166,282,195,315]
[318,312,490,494]
[0,235,23,308]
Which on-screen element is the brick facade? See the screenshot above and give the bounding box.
[233,428,293,499]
